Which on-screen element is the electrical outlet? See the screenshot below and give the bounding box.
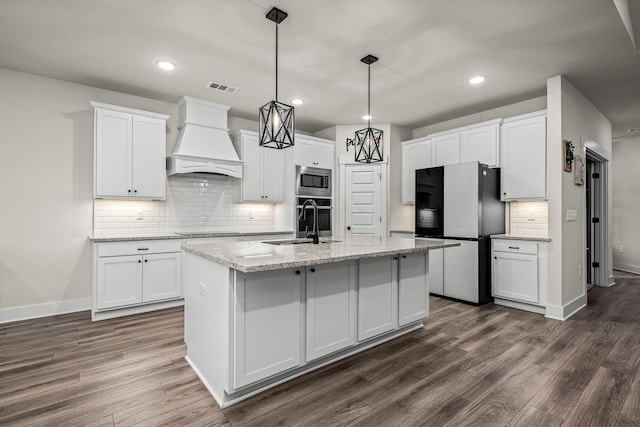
[248,211,254,219]
[619,245,625,253]
[199,283,206,296]
[527,210,535,221]
[578,265,583,278]
[136,210,143,220]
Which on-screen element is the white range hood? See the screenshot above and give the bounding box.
[167,96,243,178]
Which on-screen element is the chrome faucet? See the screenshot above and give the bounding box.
[299,199,319,244]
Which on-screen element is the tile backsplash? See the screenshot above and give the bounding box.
[508,201,548,237]
[93,175,275,235]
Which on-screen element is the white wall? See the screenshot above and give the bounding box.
[612,136,640,273]
[389,124,413,231]
[546,75,612,315]
[0,68,263,321]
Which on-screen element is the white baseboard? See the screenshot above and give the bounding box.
[613,262,640,275]
[0,297,91,324]
[545,293,587,321]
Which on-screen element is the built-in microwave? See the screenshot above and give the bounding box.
[296,166,331,197]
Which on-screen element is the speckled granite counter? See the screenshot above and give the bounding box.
[89,230,294,243]
[491,234,551,242]
[183,236,458,273]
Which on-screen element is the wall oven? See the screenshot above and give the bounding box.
[296,166,331,198]
[296,197,332,238]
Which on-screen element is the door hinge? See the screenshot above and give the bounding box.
[379,216,382,223]
[592,262,600,268]
[592,172,600,179]
[378,173,382,180]
[592,217,600,223]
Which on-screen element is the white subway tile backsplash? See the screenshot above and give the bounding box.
[94,175,275,235]
[509,201,548,237]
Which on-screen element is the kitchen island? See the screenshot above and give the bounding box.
[182,236,458,407]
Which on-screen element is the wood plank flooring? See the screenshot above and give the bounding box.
[2,272,640,426]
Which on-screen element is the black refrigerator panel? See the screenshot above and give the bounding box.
[479,164,505,237]
[415,166,444,238]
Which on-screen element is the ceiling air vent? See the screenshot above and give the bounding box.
[208,81,238,94]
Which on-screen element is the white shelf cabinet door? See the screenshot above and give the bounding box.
[432,133,460,167]
[306,261,356,361]
[398,253,429,326]
[500,114,547,200]
[461,124,499,167]
[233,268,303,389]
[142,252,182,302]
[492,252,539,303]
[96,255,143,309]
[313,141,334,169]
[262,144,285,202]
[95,109,133,198]
[428,247,444,296]
[131,115,166,199]
[402,139,432,204]
[443,241,479,303]
[294,137,316,167]
[357,256,398,341]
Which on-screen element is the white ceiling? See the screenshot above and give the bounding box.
[1,0,639,138]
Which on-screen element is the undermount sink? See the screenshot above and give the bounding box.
[262,239,342,245]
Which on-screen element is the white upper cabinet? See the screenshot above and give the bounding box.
[460,122,500,167]
[232,130,287,203]
[294,135,334,169]
[432,133,460,167]
[401,137,432,204]
[92,102,168,200]
[500,111,547,200]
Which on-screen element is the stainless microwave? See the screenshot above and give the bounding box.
[296,166,331,197]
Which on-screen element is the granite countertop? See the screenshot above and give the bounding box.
[491,234,551,242]
[90,230,294,243]
[183,236,459,273]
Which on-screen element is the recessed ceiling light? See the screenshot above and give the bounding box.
[362,114,373,120]
[155,59,177,71]
[469,75,486,85]
[627,128,640,133]
[291,98,304,105]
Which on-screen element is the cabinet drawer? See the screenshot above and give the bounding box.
[97,240,182,257]
[493,240,537,255]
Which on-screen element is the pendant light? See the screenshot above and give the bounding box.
[259,7,294,149]
[354,54,383,163]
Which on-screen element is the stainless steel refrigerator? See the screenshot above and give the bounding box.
[415,161,504,304]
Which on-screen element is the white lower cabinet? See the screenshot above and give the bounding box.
[491,239,548,313]
[398,253,429,326]
[357,256,398,341]
[306,261,356,361]
[93,240,182,319]
[233,268,303,389]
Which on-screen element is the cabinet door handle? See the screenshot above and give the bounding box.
[134,190,137,193]
[295,270,301,275]
[138,248,149,251]
[393,256,398,260]
[138,259,142,263]
[310,268,315,273]
[508,246,520,250]
[265,195,268,199]
[144,259,148,263]
[401,255,407,259]
[128,189,132,193]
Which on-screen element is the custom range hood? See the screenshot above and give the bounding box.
[167,96,243,178]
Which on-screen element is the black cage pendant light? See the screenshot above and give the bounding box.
[354,54,383,163]
[259,7,294,149]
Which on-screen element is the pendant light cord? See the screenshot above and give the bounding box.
[275,24,279,102]
[367,64,371,128]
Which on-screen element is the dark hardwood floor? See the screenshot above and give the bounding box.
[2,272,640,426]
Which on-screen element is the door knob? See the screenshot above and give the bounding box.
[347,226,351,230]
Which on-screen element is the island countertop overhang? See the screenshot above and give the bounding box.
[182,236,459,273]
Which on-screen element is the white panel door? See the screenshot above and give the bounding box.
[461,124,499,167]
[493,252,539,303]
[95,109,132,197]
[345,165,382,236]
[234,268,302,389]
[97,255,143,309]
[398,253,429,326]
[306,261,356,361]
[358,256,398,341]
[142,252,182,302]
[444,162,479,238]
[432,133,460,166]
[132,115,166,199]
[443,241,479,303]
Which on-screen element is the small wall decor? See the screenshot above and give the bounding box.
[574,154,585,186]
[563,139,575,172]
[346,137,356,152]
